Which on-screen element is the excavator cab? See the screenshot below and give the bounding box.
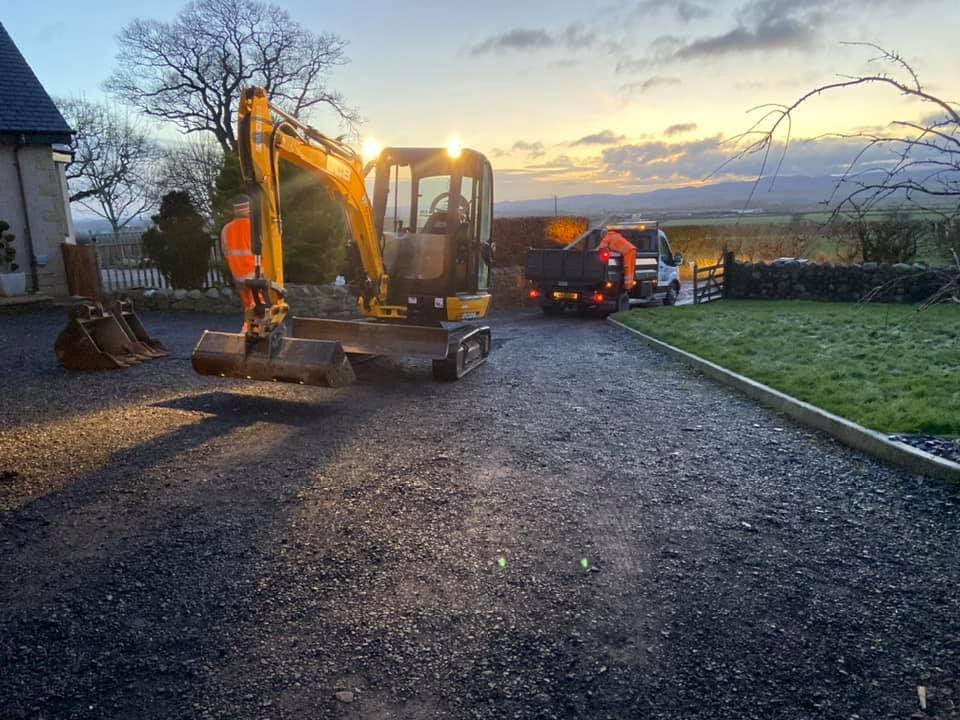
[292,147,494,379]
[371,147,493,321]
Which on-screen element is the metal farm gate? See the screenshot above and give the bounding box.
[692,256,726,304]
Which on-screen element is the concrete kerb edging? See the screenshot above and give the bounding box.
[608,317,960,483]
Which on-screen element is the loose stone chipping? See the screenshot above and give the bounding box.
[1,308,958,719]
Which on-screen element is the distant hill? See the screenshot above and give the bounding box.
[73,217,150,237]
[494,174,905,219]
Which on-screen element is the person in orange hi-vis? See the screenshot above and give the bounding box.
[598,229,637,291]
[220,196,257,326]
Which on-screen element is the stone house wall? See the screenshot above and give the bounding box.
[0,144,73,297]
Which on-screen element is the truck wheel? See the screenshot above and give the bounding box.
[541,303,564,316]
[663,283,678,306]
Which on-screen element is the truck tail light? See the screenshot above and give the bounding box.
[593,292,605,304]
[598,249,611,262]
[529,289,541,299]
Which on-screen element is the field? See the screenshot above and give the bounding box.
[491,212,956,284]
[615,300,960,435]
[659,216,957,280]
[659,208,955,228]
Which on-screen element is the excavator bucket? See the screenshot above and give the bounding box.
[191,331,355,388]
[54,301,152,370]
[111,298,169,357]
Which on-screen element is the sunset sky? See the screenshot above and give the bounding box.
[5,0,959,200]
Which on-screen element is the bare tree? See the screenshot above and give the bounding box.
[58,98,164,237]
[720,44,958,219]
[106,0,357,154]
[159,136,224,222]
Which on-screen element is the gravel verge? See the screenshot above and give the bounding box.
[892,435,960,465]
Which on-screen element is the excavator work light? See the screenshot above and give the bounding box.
[447,139,462,159]
[362,138,383,161]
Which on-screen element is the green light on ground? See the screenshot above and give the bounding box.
[581,558,589,570]
[497,556,507,570]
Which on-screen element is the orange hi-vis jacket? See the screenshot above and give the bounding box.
[220,217,256,309]
[598,230,637,290]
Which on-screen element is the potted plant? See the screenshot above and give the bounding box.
[0,220,26,297]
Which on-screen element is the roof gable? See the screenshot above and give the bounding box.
[0,22,73,143]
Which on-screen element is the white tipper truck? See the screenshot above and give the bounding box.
[524,221,684,315]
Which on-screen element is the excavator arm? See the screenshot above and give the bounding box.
[236,86,387,328]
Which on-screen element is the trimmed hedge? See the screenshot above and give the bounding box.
[493,216,589,266]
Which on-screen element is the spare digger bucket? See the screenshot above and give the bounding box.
[191,331,355,388]
[111,298,169,357]
[290,317,452,358]
[54,302,152,370]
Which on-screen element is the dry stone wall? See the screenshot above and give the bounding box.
[111,283,359,318]
[726,257,951,303]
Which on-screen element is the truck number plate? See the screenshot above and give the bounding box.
[554,291,579,300]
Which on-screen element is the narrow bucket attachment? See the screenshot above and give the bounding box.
[291,317,452,359]
[55,302,151,370]
[191,331,355,388]
[111,298,169,357]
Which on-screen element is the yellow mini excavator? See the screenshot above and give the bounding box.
[192,87,495,387]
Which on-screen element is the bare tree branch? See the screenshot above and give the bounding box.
[719,43,959,302]
[721,44,959,222]
[158,136,223,223]
[57,98,164,236]
[105,0,358,153]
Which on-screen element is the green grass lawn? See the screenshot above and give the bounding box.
[614,300,960,435]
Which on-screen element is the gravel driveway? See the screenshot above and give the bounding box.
[1,307,958,719]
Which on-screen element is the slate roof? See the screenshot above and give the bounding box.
[0,22,73,143]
